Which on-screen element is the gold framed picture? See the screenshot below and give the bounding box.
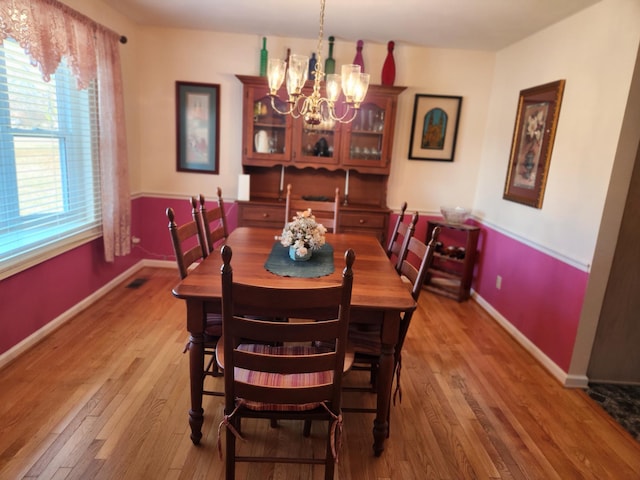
[503,80,565,208]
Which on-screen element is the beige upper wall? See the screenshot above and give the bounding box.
[130,28,494,214]
[62,0,639,271]
[62,0,494,211]
[474,0,640,268]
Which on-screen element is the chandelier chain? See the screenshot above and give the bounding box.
[316,0,325,69]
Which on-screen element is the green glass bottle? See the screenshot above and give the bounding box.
[259,37,268,77]
[324,36,335,75]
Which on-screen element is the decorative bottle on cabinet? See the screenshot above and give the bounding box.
[309,52,317,79]
[325,36,335,74]
[353,40,365,71]
[259,37,268,77]
[381,41,396,86]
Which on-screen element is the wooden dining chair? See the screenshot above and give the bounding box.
[216,244,355,480]
[344,226,441,429]
[385,201,408,259]
[285,183,340,233]
[166,204,223,397]
[194,187,228,254]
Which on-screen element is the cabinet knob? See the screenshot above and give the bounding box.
[359,218,365,224]
[263,213,269,218]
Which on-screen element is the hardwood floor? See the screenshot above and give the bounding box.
[1,267,639,479]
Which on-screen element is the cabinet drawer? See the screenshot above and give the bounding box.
[340,212,387,229]
[239,204,285,227]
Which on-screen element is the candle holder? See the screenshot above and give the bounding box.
[278,188,284,201]
[343,194,349,206]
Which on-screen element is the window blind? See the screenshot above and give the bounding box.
[0,38,101,278]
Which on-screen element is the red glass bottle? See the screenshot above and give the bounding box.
[381,41,396,86]
[353,40,365,72]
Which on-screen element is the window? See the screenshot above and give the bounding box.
[0,38,101,278]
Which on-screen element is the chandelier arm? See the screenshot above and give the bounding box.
[328,104,360,124]
[269,95,302,119]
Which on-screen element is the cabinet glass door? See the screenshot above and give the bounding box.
[292,115,341,166]
[244,89,292,165]
[341,95,391,171]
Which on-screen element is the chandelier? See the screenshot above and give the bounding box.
[266,0,370,126]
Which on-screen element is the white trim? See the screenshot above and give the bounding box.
[385,207,592,272]
[471,290,588,389]
[471,217,591,272]
[0,259,172,371]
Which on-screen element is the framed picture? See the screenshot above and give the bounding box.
[503,80,565,208]
[408,94,462,161]
[176,81,220,174]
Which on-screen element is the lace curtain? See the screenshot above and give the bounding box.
[0,0,131,262]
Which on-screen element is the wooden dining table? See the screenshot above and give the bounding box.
[172,226,416,456]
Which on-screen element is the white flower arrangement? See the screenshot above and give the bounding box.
[280,208,327,257]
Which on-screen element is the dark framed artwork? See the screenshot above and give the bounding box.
[503,80,565,208]
[408,94,462,161]
[176,81,220,174]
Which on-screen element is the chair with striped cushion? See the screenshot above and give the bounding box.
[347,209,418,387]
[216,244,355,480]
[344,225,440,429]
[166,203,223,397]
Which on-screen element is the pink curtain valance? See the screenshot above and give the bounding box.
[0,0,107,89]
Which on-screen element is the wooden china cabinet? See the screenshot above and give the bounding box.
[236,74,406,243]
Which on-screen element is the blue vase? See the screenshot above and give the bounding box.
[289,246,312,261]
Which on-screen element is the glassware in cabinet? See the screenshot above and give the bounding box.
[341,100,389,170]
[292,116,341,166]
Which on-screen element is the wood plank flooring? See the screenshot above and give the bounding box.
[1,267,639,479]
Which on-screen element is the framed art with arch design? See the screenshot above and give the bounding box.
[408,94,462,162]
[503,80,565,208]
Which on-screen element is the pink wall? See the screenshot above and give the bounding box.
[2,198,587,374]
[133,196,240,261]
[386,214,589,372]
[0,196,146,354]
[472,224,588,371]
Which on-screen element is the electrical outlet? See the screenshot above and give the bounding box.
[132,236,141,245]
[496,275,502,290]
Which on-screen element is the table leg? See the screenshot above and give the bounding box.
[186,300,205,445]
[373,310,399,456]
[373,341,393,455]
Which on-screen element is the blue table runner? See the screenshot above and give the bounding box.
[264,242,334,278]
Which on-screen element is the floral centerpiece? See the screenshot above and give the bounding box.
[280,208,327,261]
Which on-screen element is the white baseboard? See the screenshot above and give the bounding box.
[0,259,172,371]
[471,291,588,389]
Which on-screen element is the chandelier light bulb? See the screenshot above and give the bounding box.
[267,58,286,94]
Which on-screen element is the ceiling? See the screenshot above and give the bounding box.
[100,0,600,51]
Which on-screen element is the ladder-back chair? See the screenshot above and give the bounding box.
[345,226,441,429]
[285,183,340,233]
[166,203,223,397]
[216,245,355,480]
[195,187,228,254]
